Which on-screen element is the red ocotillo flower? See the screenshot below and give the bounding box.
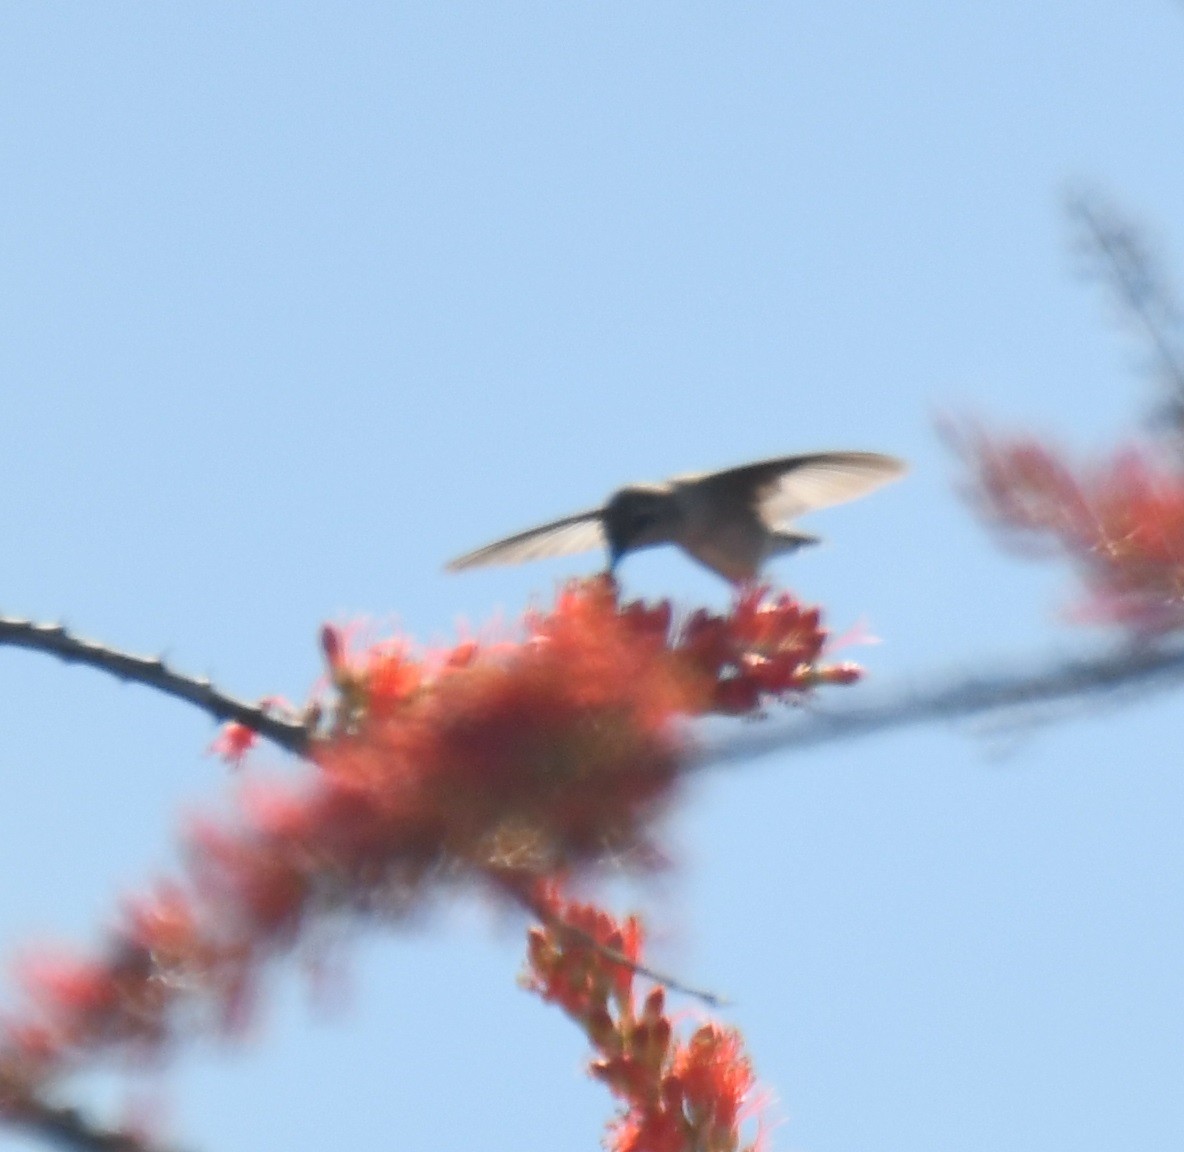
[0,577,854,1126]
[956,428,1184,634]
[525,885,766,1152]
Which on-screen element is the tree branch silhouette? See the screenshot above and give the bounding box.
[1067,190,1184,427]
[10,1099,179,1152]
[701,641,1184,766]
[4,611,1182,775]
[0,615,310,755]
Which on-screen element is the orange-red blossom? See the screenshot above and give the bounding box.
[0,576,856,1136]
[526,886,765,1152]
[959,429,1184,633]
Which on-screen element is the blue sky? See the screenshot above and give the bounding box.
[1,4,1182,1150]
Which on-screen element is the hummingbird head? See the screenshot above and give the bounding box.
[603,484,679,567]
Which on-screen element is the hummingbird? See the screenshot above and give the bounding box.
[446,451,905,585]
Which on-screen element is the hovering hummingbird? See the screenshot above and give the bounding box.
[446,451,905,585]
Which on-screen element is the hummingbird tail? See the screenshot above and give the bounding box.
[768,530,822,556]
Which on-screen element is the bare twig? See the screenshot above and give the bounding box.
[515,885,728,1008]
[5,613,1184,777]
[699,641,1184,766]
[1066,191,1184,423]
[11,1097,184,1152]
[552,915,728,1009]
[0,615,310,756]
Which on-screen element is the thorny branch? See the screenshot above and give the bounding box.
[9,1098,181,1152]
[0,615,311,756]
[1067,191,1184,420]
[514,882,728,1007]
[700,641,1184,767]
[4,610,1183,772]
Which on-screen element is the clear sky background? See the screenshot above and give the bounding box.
[1,4,1182,1150]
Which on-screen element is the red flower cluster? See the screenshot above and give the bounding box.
[526,886,765,1152]
[959,429,1184,633]
[677,587,861,713]
[311,577,853,877]
[0,577,852,1131]
[208,721,258,768]
[311,577,693,879]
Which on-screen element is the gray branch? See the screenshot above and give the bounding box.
[0,615,311,756]
[13,1099,185,1152]
[1066,190,1184,419]
[699,642,1184,767]
[5,614,1184,770]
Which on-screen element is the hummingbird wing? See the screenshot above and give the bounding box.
[446,509,607,571]
[692,451,906,526]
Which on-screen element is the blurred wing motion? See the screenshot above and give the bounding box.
[446,509,606,571]
[699,451,906,526]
